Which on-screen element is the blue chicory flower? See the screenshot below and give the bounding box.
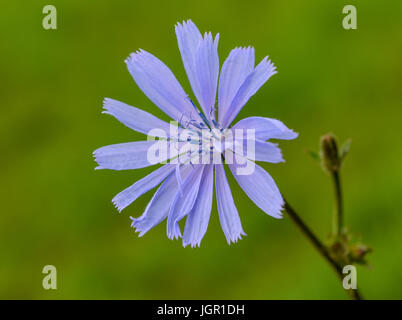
[94,20,298,247]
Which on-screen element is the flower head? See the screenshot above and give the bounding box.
[94,20,298,247]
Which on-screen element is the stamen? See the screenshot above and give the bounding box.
[209,106,217,121]
[186,97,212,130]
[212,119,220,129]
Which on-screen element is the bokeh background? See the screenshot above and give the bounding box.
[1,0,401,299]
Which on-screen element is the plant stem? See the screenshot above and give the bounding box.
[331,171,343,236]
[284,199,362,300]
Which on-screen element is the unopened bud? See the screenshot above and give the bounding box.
[320,134,340,173]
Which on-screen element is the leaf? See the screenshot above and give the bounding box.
[340,139,352,161]
[306,149,320,162]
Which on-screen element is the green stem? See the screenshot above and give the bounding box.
[284,199,362,300]
[331,171,343,236]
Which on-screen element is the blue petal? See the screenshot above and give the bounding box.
[94,141,158,170]
[112,164,176,212]
[93,140,179,170]
[228,155,284,219]
[222,57,277,128]
[176,20,219,120]
[183,164,214,247]
[233,116,298,141]
[232,138,284,163]
[131,165,193,237]
[167,164,205,240]
[175,164,184,196]
[175,20,202,99]
[194,32,219,120]
[125,49,201,122]
[218,47,255,123]
[215,164,246,244]
[102,98,171,137]
[253,141,284,163]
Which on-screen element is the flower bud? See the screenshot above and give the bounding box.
[320,134,340,173]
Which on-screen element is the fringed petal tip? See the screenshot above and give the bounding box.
[271,203,285,219]
[129,216,147,238]
[124,49,149,66]
[175,19,196,30]
[101,98,115,116]
[92,148,103,168]
[167,223,182,241]
[111,197,124,213]
[92,148,105,170]
[226,230,247,245]
[266,195,285,219]
[93,150,103,170]
[176,20,217,44]
[182,239,201,248]
[262,56,277,73]
[102,97,111,108]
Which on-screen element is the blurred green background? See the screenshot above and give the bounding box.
[1,0,401,299]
